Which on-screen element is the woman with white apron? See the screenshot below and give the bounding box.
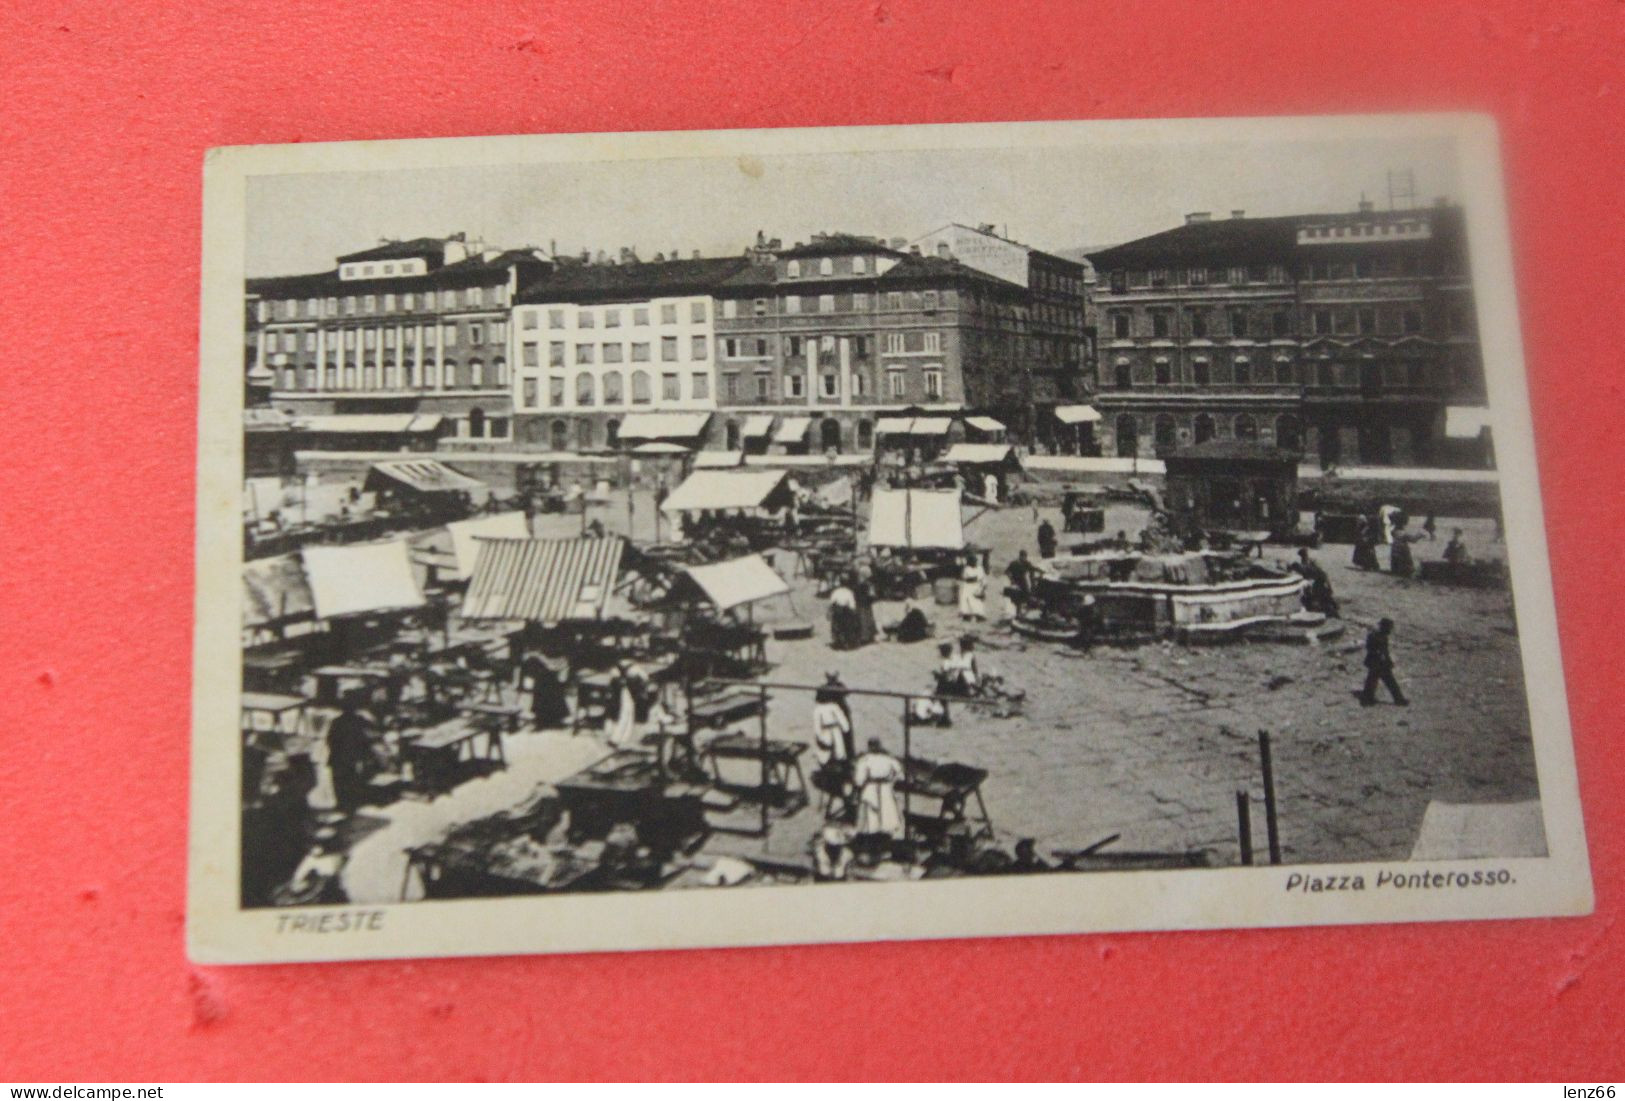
[958,553,987,621]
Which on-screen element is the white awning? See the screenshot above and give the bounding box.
[678,555,790,612]
[867,489,965,551]
[740,414,775,439]
[942,443,1018,466]
[692,451,745,469]
[875,416,914,436]
[617,412,712,441]
[301,541,425,620]
[910,416,953,436]
[302,413,444,434]
[774,416,813,444]
[630,441,692,455]
[661,469,793,513]
[1055,405,1102,425]
[965,416,1005,433]
[1445,406,1493,439]
[446,511,531,579]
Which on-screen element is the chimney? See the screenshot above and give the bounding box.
[889,237,907,250]
[1357,199,1374,214]
[653,252,666,262]
[1231,209,1246,219]
[909,244,922,256]
[1186,212,1211,225]
[692,250,701,260]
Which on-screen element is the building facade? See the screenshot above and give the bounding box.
[706,232,1049,455]
[912,222,1092,414]
[508,257,750,451]
[1086,204,1483,466]
[247,235,550,448]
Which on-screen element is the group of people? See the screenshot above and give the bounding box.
[827,567,879,650]
[1352,510,1476,579]
[808,678,908,865]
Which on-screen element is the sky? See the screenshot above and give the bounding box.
[245,131,1461,277]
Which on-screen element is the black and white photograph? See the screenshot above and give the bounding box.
[190,116,1591,962]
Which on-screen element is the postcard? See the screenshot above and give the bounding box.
[190,114,1592,963]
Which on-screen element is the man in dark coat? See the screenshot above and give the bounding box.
[1359,617,1408,706]
[521,653,570,728]
[1036,518,1058,559]
[326,706,376,812]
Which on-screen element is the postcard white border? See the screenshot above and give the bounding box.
[190,114,1593,964]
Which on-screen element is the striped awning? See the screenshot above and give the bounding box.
[462,536,626,623]
[365,459,484,494]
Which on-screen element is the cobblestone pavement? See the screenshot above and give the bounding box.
[481,493,1540,870]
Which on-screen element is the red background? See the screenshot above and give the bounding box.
[2,0,1621,1081]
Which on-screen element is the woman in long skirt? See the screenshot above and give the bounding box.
[958,553,987,621]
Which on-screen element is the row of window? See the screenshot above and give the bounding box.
[784,255,875,278]
[519,370,712,409]
[1108,304,1464,341]
[522,301,709,331]
[1108,357,1450,389]
[521,335,707,368]
[718,365,943,402]
[1105,252,1456,293]
[1116,412,1303,452]
[719,289,951,318]
[339,259,428,280]
[275,359,508,391]
[263,321,507,354]
[717,332,942,360]
[258,284,506,322]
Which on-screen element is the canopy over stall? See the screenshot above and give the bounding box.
[965,415,1006,435]
[446,512,531,580]
[461,536,626,623]
[364,458,484,495]
[941,443,1019,467]
[1054,405,1102,425]
[773,416,813,446]
[1445,405,1494,439]
[671,555,790,613]
[868,488,966,551]
[629,441,692,455]
[740,415,775,440]
[616,412,712,443]
[660,469,793,514]
[243,552,316,629]
[301,541,425,619]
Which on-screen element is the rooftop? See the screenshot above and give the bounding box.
[1087,206,1464,269]
[515,256,754,304]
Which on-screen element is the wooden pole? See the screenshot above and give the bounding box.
[758,683,770,837]
[1258,730,1281,865]
[1235,789,1254,866]
[901,696,913,844]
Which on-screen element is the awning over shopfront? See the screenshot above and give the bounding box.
[446,511,531,579]
[867,488,965,551]
[1445,406,1494,439]
[942,443,1018,466]
[875,416,954,437]
[630,441,692,455]
[675,555,790,612]
[616,412,712,441]
[242,553,316,628]
[660,469,793,514]
[301,541,425,620]
[773,416,813,445]
[302,413,444,435]
[692,451,745,469]
[1054,405,1102,425]
[365,459,485,495]
[740,415,775,439]
[965,416,1005,434]
[461,536,625,623]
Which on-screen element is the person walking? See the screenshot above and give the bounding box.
[1359,618,1408,706]
[852,738,905,841]
[1036,518,1058,559]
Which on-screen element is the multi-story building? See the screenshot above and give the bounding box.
[912,222,1092,411]
[247,235,551,448]
[508,257,751,451]
[1086,203,1483,466]
[707,232,1044,455]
